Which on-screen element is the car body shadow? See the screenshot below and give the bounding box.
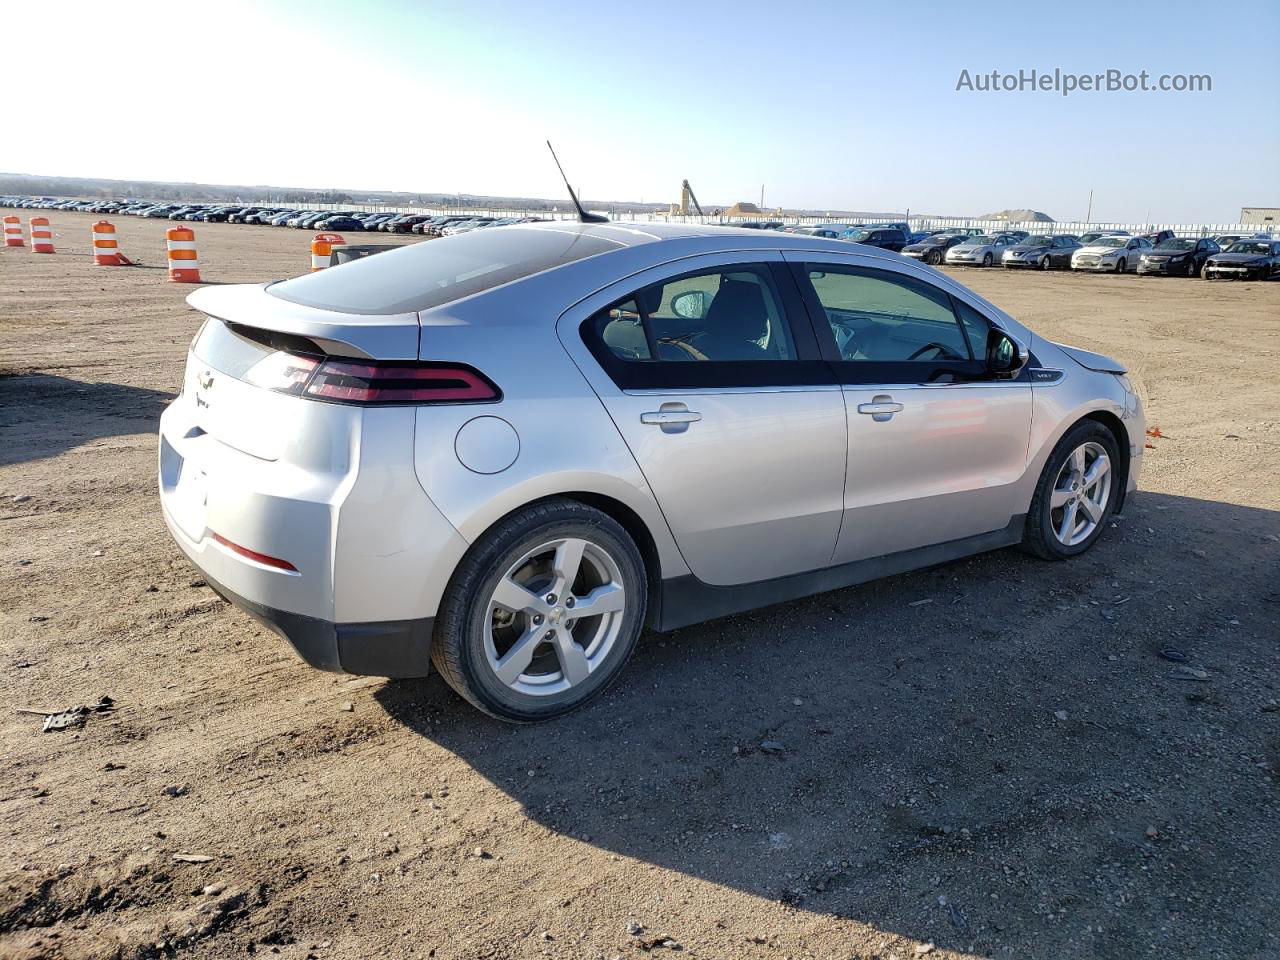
[0,373,174,467]
[375,490,1280,957]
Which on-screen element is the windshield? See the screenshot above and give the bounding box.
[1094,237,1127,248]
[1156,239,1196,251]
[269,226,623,314]
[1024,236,1053,245]
[1226,242,1272,255]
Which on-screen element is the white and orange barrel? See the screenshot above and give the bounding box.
[2,215,23,247]
[29,217,54,254]
[310,232,346,271]
[91,220,126,266]
[166,226,200,282]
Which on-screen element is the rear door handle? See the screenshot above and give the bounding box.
[641,410,702,425]
[641,403,702,433]
[857,396,903,422]
[856,402,903,415]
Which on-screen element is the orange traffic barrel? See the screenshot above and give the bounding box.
[29,217,54,254]
[166,226,201,282]
[2,216,23,247]
[310,232,346,271]
[91,220,127,266]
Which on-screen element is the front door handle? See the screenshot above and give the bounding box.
[857,395,903,422]
[641,403,702,433]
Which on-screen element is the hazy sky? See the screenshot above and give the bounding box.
[8,0,1277,221]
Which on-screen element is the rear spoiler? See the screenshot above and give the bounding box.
[186,283,419,360]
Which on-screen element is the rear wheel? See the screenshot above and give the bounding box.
[1022,421,1119,560]
[431,499,647,722]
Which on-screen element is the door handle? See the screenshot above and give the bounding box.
[857,401,903,415]
[857,396,903,422]
[641,410,702,425]
[640,403,702,434]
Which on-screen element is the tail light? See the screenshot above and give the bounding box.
[305,361,499,405]
[241,348,499,406]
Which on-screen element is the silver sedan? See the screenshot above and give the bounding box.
[159,223,1144,721]
[944,233,1021,267]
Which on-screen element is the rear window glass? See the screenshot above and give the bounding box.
[267,227,622,315]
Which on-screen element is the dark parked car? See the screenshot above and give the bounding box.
[313,215,367,231]
[1001,235,1081,270]
[1137,237,1219,277]
[901,232,971,265]
[204,207,246,223]
[844,226,909,252]
[1203,239,1280,280]
[1138,230,1177,246]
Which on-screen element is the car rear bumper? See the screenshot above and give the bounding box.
[197,565,433,676]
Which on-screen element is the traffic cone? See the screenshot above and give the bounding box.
[29,217,54,254]
[92,220,130,266]
[166,227,201,282]
[310,232,346,271]
[2,216,23,247]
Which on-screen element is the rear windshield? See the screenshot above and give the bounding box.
[268,227,622,314]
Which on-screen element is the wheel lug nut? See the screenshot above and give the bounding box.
[565,597,575,608]
[532,615,544,625]
[545,593,557,605]
[546,630,556,639]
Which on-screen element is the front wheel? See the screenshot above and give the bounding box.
[1040,255,1051,270]
[1116,258,1127,273]
[431,498,647,722]
[1022,421,1120,560]
[926,249,942,265]
[982,252,993,267]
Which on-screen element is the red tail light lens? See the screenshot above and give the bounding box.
[303,361,499,405]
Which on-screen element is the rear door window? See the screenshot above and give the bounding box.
[583,263,828,389]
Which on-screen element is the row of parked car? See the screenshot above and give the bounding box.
[768,220,1277,281]
[0,196,548,239]
[6,195,1276,280]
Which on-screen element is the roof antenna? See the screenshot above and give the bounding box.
[547,140,608,223]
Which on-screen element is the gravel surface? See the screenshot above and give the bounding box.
[2,212,1278,960]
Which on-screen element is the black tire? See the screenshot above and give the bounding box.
[1021,420,1121,560]
[1040,255,1051,270]
[431,498,647,722]
[982,252,993,267]
[926,249,942,265]
[1116,257,1126,274]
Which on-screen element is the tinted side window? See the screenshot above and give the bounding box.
[590,266,796,365]
[806,267,970,362]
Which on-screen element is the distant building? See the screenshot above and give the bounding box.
[1240,207,1279,225]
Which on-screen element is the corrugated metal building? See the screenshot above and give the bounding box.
[1240,207,1279,225]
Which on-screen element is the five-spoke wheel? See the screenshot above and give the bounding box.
[431,499,646,722]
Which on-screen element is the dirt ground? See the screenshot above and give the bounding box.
[1,211,1277,960]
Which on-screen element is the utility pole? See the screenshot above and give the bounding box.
[1086,189,1093,223]
[760,184,765,209]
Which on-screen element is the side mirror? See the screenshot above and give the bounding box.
[671,290,712,320]
[986,329,1027,378]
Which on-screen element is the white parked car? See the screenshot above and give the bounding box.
[943,234,1020,267]
[159,222,1144,721]
[1071,236,1153,273]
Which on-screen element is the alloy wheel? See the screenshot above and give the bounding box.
[1050,442,1112,546]
[483,537,627,696]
